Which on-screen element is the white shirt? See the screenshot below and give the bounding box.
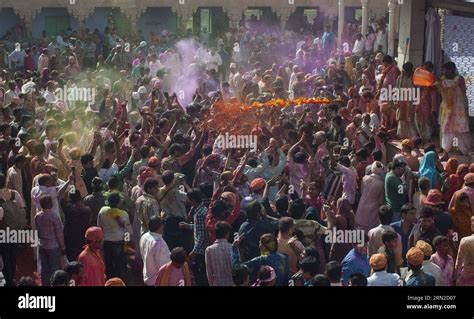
[296,40,306,54]
[352,38,365,56]
[368,224,396,256]
[3,90,17,106]
[422,260,445,286]
[367,270,403,286]
[205,53,222,72]
[43,90,57,104]
[98,163,119,183]
[375,30,388,53]
[195,47,208,64]
[56,35,66,47]
[31,185,61,218]
[148,60,162,78]
[289,72,297,92]
[139,231,171,286]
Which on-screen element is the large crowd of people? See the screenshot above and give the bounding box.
[0,12,473,288]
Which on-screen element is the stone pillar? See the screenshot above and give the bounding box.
[337,0,345,48]
[387,0,397,56]
[176,11,193,36]
[15,8,37,31]
[279,11,290,29]
[123,7,145,32]
[173,2,196,36]
[397,0,426,69]
[361,0,369,35]
[14,7,38,40]
[438,9,451,49]
[225,8,243,30]
[274,7,295,30]
[69,7,93,33]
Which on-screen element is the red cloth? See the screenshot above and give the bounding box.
[77,246,106,286]
[24,55,33,71]
[206,192,240,244]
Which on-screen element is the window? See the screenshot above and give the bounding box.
[200,8,211,34]
[244,9,263,20]
[303,9,318,22]
[355,9,363,21]
[44,16,70,37]
[185,16,193,33]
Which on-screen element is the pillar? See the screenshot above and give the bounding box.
[337,0,345,48]
[225,7,243,29]
[396,0,426,69]
[174,2,196,36]
[361,0,369,35]
[387,0,397,56]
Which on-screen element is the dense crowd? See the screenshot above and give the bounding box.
[0,14,473,287]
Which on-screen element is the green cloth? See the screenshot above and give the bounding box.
[384,172,407,212]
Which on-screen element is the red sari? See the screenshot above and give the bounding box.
[443,163,466,209]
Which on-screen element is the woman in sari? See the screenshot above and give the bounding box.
[442,158,460,205]
[347,87,361,113]
[419,151,441,189]
[449,192,473,240]
[377,55,400,130]
[395,62,417,139]
[457,164,469,186]
[355,161,385,233]
[434,62,471,155]
[415,62,436,140]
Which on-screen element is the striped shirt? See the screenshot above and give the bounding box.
[205,239,233,286]
[322,159,343,200]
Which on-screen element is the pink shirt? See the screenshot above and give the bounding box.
[288,161,311,196]
[155,264,186,286]
[314,142,329,176]
[431,252,454,286]
[336,163,357,205]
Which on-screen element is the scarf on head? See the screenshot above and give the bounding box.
[158,262,192,286]
[446,158,459,176]
[378,63,398,92]
[370,161,384,180]
[419,151,440,188]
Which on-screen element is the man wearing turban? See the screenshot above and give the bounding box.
[77,227,106,286]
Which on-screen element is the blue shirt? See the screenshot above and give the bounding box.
[231,247,290,286]
[238,219,278,261]
[406,270,435,287]
[322,32,334,50]
[341,248,371,284]
[390,221,414,265]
